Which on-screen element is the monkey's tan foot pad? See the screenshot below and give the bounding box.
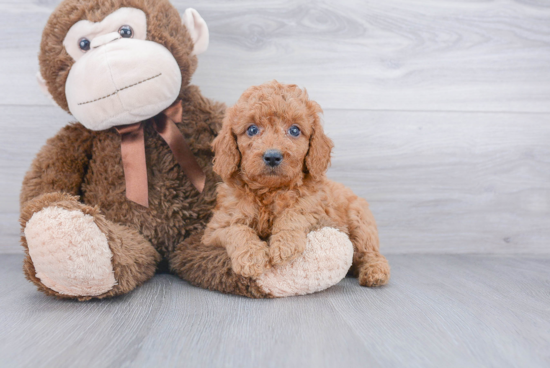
[256,228,353,297]
[24,206,117,297]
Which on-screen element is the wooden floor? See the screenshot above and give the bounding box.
[1,254,549,368]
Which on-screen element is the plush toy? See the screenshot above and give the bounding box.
[21,0,225,300]
[170,81,390,298]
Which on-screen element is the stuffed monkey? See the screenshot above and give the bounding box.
[21,0,224,300]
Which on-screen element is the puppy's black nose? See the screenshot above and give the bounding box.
[263,149,283,167]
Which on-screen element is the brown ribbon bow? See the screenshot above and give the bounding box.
[115,100,206,207]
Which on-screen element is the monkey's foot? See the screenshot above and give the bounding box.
[256,228,353,297]
[24,206,117,297]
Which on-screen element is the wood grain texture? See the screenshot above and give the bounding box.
[190,0,550,112]
[0,213,20,254]
[1,106,549,254]
[1,0,550,112]
[0,254,549,368]
[323,109,550,254]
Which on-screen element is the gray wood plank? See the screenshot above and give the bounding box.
[191,0,550,112]
[2,105,549,254]
[0,0,549,112]
[330,255,550,367]
[0,254,548,367]
[323,109,550,254]
[0,213,20,254]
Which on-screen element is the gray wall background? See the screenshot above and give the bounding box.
[1,0,549,254]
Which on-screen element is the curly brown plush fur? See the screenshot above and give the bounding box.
[20,0,225,299]
[172,81,390,296]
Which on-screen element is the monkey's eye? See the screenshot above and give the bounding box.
[288,125,301,137]
[78,38,91,52]
[247,125,259,137]
[118,25,134,38]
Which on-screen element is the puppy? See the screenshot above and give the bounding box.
[204,81,390,287]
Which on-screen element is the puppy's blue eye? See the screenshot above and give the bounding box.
[247,125,259,137]
[79,38,90,51]
[288,125,301,137]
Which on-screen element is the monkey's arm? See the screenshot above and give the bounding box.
[20,123,93,208]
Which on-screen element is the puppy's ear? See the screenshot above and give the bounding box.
[212,124,241,183]
[305,109,334,181]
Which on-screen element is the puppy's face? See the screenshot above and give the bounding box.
[235,111,312,188]
[213,81,333,189]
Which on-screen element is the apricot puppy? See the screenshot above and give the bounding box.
[204,80,390,287]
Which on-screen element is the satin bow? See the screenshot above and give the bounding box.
[115,100,206,207]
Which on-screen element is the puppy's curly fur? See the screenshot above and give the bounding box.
[204,81,390,287]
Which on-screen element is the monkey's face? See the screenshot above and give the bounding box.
[38,0,208,131]
[63,8,181,130]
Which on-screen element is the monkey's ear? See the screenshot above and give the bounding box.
[182,8,209,56]
[36,71,59,107]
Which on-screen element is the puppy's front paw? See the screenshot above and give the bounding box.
[269,232,307,267]
[358,260,390,287]
[231,242,270,278]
